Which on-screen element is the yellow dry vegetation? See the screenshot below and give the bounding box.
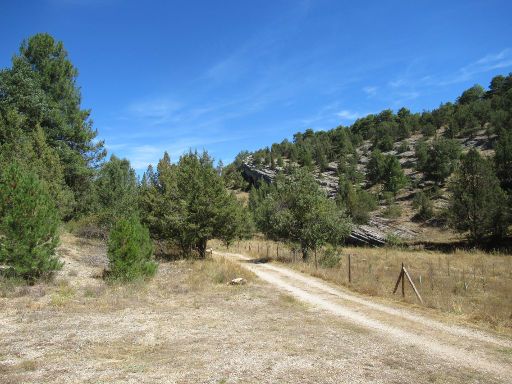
[214,239,512,333]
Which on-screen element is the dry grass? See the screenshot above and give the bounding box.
[213,239,512,333]
[0,233,508,383]
[186,257,255,288]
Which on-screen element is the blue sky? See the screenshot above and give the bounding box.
[2,0,512,170]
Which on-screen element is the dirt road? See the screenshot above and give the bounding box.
[214,250,512,382]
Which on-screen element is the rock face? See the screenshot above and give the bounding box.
[241,162,276,185]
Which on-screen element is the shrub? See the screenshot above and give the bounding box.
[337,177,377,224]
[385,233,404,247]
[0,163,62,281]
[413,191,434,220]
[106,215,157,281]
[397,141,409,154]
[383,202,402,219]
[319,246,341,268]
[67,214,107,239]
[140,151,251,258]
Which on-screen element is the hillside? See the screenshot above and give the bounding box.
[225,74,512,246]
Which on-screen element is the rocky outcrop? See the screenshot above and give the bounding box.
[241,161,276,185]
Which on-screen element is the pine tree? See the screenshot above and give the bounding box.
[0,163,61,280]
[495,130,512,191]
[174,151,239,257]
[95,155,138,229]
[252,169,352,260]
[217,193,254,248]
[383,156,408,195]
[367,150,386,185]
[449,149,509,242]
[140,151,250,258]
[336,176,377,224]
[424,138,461,184]
[106,214,157,281]
[0,120,74,219]
[0,33,106,216]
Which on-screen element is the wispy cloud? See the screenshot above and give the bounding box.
[363,86,378,96]
[127,98,183,125]
[337,110,363,121]
[388,79,407,88]
[388,49,512,91]
[439,48,512,85]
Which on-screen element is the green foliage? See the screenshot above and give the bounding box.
[0,33,106,219]
[337,155,363,184]
[414,140,429,171]
[140,151,253,258]
[139,153,178,241]
[95,155,138,229]
[421,122,437,137]
[337,176,377,224]
[217,194,255,248]
[239,74,512,205]
[367,151,407,194]
[448,149,509,242]
[382,155,408,195]
[250,169,351,260]
[222,151,251,190]
[106,214,156,281]
[367,150,386,185]
[412,191,434,220]
[66,213,106,239]
[397,141,409,154]
[495,130,512,191]
[0,124,74,218]
[385,233,404,247]
[383,202,402,219]
[423,139,462,183]
[222,164,249,190]
[318,245,341,268]
[0,163,61,280]
[457,85,485,105]
[373,133,394,151]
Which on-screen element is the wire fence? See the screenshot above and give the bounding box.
[214,238,512,330]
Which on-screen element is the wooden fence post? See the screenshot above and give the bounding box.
[314,249,318,270]
[393,263,404,297]
[393,263,423,304]
[348,254,352,283]
[401,263,405,297]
